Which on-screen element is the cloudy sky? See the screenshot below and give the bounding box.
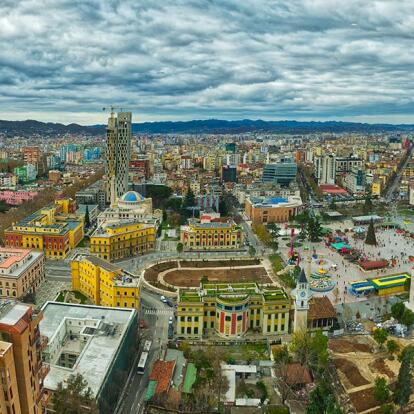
[1,0,414,124]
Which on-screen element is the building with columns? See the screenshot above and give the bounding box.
[176,282,291,339]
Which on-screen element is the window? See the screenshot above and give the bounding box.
[225,315,231,321]
[194,327,198,334]
[194,316,198,322]
[187,327,191,334]
[180,316,185,321]
[237,315,242,321]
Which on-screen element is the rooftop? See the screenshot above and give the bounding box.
[40,302,136,397]
[0,248,43,278]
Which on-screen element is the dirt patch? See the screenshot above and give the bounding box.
[348,387,378,413]
[144,261,178,282]
[164,267,270,287]
[334,358,369,388]
[180,259,260,268]
[329,338,373,354]
[369,358,395,379]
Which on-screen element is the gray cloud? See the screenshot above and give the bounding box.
[0,0,414,124]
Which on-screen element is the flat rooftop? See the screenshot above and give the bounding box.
[40,302,136,397]
[0,249,43,278]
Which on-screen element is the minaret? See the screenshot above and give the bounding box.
[293,267,310,333]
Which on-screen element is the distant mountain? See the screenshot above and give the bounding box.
[129,119,414,134]
[1,118,414,136]
[0,119,102,136]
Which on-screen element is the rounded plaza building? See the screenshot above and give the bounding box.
[216,295,249,337]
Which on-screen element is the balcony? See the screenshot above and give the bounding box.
[36,362,50,381]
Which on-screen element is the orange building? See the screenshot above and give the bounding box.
[245,196,303,224]
[0,302,48,414]
[22,147,41,166]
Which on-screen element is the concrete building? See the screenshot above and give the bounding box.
[0,248,45,300]
[106,111,132,206]
[221,165,237,183]
[177,282,291,339]
[262,158,297,187]
[315,154,363,185]
[90,221,156,262]
[0,173,17,188]
[180,218,243,250]
[71,255,139,309]
[48,170,61,184]
[343,168,367,195]
[0,301,48,414]
[40,302,137,413]
[245,196,303,224]
[75,179,107,211]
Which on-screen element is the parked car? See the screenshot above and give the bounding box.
[160,295,167,303]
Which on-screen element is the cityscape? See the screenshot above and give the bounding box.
[1,1,414,414]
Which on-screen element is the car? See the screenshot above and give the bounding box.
[166,299,174,307]
[160,295,167,303]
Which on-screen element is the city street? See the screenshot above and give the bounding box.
[117,287,173,414]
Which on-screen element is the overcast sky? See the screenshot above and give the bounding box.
[1,0,414,124]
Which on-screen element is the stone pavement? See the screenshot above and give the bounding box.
[34,279,71,309]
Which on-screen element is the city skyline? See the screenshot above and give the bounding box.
[1,0,414,124]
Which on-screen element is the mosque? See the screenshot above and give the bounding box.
[97,190,162,227]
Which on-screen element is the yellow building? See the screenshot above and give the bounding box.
[371,180,382,196]
[180,218,243,250]
[177,282,290,339]
[71,254,139,309]
[4,200,84,259]
[90,221,156,262]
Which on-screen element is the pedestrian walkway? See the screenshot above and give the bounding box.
[144,308,174,316]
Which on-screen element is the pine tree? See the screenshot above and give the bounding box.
[84,205,91,229]
[365,219,377,246]
[394,346,413,407]
[363,192,373,214]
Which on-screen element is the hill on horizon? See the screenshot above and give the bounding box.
[1,118,414,136]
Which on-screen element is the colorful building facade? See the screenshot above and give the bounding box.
[180,218,243,250]
[177,282,291,339]
[71,255,139,309]
[4,200,84,259]
[90,221,156,262]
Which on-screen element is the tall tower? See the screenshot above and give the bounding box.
[105,110,132,206]
[293,267,310,333]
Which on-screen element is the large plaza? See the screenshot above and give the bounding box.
[279,219,414,305]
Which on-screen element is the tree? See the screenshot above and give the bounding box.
[267,223,280,238]
[394,346,413,408]
[373,377,390,405]
[401,308,414,327]
[306,381,343,414]
[386,339,399,359]
[176,242,184,254]
[307,216,322,242]
[252,223,272,246]
[365,219,377,246]
[373,328,388,349]
[290,329,328,373]
[381,404,395,414]
[52,373,98,414]
[274,345,293,403]
[248,245,256,257]
[84,205,91,229]
[391,302,406,322]
[183,187,196,208]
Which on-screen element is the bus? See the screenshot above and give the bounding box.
[137,351,149,374]
[143,340,152,352]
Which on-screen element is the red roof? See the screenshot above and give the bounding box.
[149,360,176,395]
[358,260,389,270]
[319,184,348,194]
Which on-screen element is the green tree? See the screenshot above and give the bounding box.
[380,404,395,414]
[176,242,184,254]
[401,308,414,327]
[267,223,280,238]
[52,373,98,414]
[391,302,406,322]
[394,346,413,408]
[306,382,342,414]
[145,185,173,209]
[307,216,322,242]
[183,187,196,208]
[248,245,256,257]
[84,205,90,229]
[373,328,388,349]
[365,219,377,246]
[386,339,399,359]
[373,377,390,405]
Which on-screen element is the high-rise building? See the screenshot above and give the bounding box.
[106,111,132,206]
[0,301,48,414]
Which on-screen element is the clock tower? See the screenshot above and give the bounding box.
[293,267,310,333]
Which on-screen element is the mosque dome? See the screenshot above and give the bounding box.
[120,191,144,203]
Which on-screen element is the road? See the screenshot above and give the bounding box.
[383,143,414,202]
[117,288,173,414]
